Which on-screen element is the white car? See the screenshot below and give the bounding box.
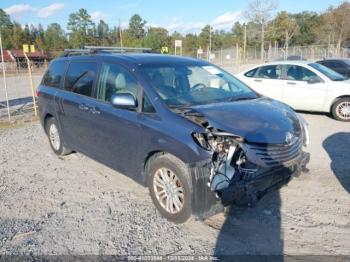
[236,61,350,121]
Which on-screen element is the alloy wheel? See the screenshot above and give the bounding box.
[153,168,185,214]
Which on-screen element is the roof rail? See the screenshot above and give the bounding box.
[61,46,152,57]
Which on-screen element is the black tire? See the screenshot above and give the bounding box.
[147,153,193,223]
[45,117,71,156]
[331,98,350,122]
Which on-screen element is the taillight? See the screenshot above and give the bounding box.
[35,89,41,97]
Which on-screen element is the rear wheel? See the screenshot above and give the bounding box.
[45,117,71,156]
[147,154,192,223]
[331,98,350,121]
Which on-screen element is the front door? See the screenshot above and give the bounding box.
[88,62,142,177]
[282,65,327,111]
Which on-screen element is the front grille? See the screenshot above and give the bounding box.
[243,137,303,167]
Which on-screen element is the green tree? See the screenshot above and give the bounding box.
[128,14,146,39]
[67,8,95,48]
[199,25,211,50]
[96,20,110,45]
[44,23,67,51]
[0,9,13,49]
[325,2,350,49]
[272,12,299,52]
[291,12,319,45]
[232,22,243,44]
[22,24,31,44]
[144,27,169,52]
[12,22,23,49]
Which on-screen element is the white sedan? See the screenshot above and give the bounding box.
[236,61,350,121]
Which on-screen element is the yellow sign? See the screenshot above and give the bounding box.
[161,46,168,54]
[23,44,29,53]
[22,44,35,53]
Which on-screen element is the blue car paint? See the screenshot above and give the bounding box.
[38,54,309,218]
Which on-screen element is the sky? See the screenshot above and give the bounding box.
[0,0,345,33]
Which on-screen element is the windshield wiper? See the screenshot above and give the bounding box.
[228,96,256,102]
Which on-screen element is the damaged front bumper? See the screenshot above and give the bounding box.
[189,151,310,220]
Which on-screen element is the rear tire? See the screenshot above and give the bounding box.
[331,98,350,122]
[45,117,71,156]
[147,153,193,223]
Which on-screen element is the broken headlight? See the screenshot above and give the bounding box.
[192,132,211,151]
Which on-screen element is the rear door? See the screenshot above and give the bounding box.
[281,64,327,111]
[56,60,99,152]
[246,65,284,102]
[39,60,67,121]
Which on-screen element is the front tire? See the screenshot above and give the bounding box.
[147,154,193,223]
[45,117,71,156]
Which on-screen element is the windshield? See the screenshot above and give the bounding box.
[309,63,346,81]
[140,63,258,107]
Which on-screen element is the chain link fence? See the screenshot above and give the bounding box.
[0,60,46,124]
[1,44,349,123]
[198,44,349,74]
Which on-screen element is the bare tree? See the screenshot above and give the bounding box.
[327,2,350,52]
[247,0,277,61]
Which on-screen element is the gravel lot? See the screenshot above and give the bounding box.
[0,113,349,257]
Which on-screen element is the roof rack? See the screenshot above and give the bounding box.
[61,46,153,57]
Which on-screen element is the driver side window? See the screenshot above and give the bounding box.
[97,63,138,102]
[286,65,317,82]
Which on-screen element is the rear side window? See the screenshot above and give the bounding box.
[244,68,258,77]
[257,65,282,79]
[42,60,66,88]
[64,61,97,97]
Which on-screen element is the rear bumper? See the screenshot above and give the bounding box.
[190,151,310,219]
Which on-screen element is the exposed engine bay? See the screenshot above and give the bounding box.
[176,107,310,207]
[193,131,260,195]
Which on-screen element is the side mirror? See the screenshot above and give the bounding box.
[111,93,137,109]
[307,76,323,84]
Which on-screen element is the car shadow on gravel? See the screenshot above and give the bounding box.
[323,132,350,194]
[214,191,284,260]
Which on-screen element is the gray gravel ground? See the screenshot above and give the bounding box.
[0,113,349,257]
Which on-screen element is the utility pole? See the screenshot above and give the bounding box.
[119,19,123,48]
[261,23,265,62]
[243,23,247,62]
[209,25,212,60]
[0,30,11,121]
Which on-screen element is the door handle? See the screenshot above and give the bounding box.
[90,107,101,115]
[78,103,89,111]
[287,82,297,85]
[254,79,263,82]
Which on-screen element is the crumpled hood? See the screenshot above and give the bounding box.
[189,97,302,144]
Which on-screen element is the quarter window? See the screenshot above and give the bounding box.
[97,63,138,102]
[257,65,282,79]
[142,93,156,113]
[64,61,97,96]
[42,60,66,88]
[286,65,317,81]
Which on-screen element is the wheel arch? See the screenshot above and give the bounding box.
[43,113,54,133]
[330,95,350,112]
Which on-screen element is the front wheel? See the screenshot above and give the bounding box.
[331,98,350,121]
[147,154,193,223]
[45,117,71,156]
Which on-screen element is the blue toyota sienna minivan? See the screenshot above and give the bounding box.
[37,49,310,223]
